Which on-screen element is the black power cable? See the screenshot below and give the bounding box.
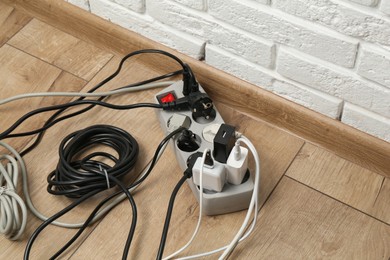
[47,125,139,198]
[24,127,187,260]
[24,125,139,260]
[0,101,161,140]
[18,69,183,156]
[0,49,191,156]
[156,171,192,260]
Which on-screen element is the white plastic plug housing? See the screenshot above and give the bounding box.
[192,157,226,192]
[226,145,248,185]
[167,113,191,132]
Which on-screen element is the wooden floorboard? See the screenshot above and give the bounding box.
[0,2,31,46]
[0,2,388,259]
[8,19,113,81]
[286,143,390,224]
[230,177,390,259]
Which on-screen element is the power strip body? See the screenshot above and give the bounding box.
[155,81,254,215]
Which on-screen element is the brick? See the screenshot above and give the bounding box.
[205,44,274,88]
[270,80,343,118]
[67,0,90,11]
[208,0,358,68]
[274,0,390,45]
[109,0,144,13]
[147,0,275,68]
[276,48,390,118]
[346,0,378,7]
[358,46,390,88]
[342,103,390,142]
[171,0,204,10]
[252,0,270,4]
[380,0,390,15]
[90,0,205,59]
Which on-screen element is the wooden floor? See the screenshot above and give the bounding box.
[0,2,389,259]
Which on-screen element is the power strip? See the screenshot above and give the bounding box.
[155,81,254,215]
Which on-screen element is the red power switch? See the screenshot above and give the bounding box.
[158,91,176,104]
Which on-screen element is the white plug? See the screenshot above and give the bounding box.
[226,142,248,185]
[192,157,226,192]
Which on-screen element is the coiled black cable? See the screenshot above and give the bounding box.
[47,124,139,198]
[24,125,139,260]
[25,126,187,260]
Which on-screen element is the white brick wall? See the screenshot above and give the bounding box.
[357,45,390,88]
[66,0,90,11]
[273,0,390,45]
[348,0,378,7]
[171,0,205,10]
[65,0,390,142]
[381,1,390,15]
[342,103,390,142]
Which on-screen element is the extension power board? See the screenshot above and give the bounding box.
[155,81,254,215]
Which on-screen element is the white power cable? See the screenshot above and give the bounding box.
[177,135,260,260]
[163,148,210,260]
[0,81,176,106]
[219,136,260,259]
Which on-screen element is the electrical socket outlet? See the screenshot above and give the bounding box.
[155,81,254,215]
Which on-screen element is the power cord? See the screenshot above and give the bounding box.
[24,125,139,260]
[156,170,193,260]
[0,142,28,240]
[4,48,193,157]
[23,127,186,259]
[162,149,209,260]
[0,81,175,105]
[0,99,162,140]
[170,134,260,260]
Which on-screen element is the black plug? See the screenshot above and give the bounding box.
[184,152,203,178]
[182,64,199,96]
[162,91,215,121]
[177,130,199,152]
[204,150,214,166]
[213,124,236,163]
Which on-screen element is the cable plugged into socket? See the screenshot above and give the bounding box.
[192,150,226,192]
[226,141,249,185]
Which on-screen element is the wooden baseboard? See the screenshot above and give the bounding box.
[2,0,389,177]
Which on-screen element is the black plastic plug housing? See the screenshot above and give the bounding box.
[182,64,199,96]
[213,124,236,163]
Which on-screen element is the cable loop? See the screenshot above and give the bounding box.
[47,125,139,199]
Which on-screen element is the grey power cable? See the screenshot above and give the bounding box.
[0,80,174,238]
[0,81,176,106]
[0,147,28,240]
[0,140,168,236]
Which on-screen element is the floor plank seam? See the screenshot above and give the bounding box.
[2,8,32,45]
[285,175,390,226]
[373,177,386,205]
[5,42,112,82]
[259,142,306,211]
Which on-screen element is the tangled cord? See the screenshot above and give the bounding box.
[0,142,28,240]
[25,126,186,260]
[25,125,140,260]
[47,124,139,198]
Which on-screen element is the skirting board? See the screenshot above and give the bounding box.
[2,0,389,177]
